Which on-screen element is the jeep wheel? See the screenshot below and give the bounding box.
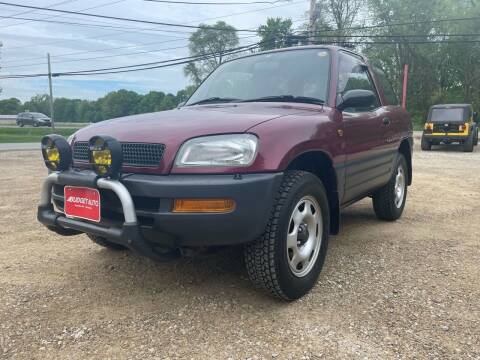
[463,133,474,152]
[372,154,408,221]
[421,136,431,151]
[33,122,39,127]
[244,171,330,300]
[18,121,23,127]
[87,234,128,250]
[474,128,478,146]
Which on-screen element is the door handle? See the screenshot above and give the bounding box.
[382,117,391,126]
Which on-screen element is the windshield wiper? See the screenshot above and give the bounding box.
[187,97,239,106]
[241,95,325,106]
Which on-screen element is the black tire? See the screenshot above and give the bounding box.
[372,154,408,221]
[421,136,431,151]
[463,133,474,152]
[33,122,39,127]
[473,128,478,146]
[244,170,330,301]
[18,122,23,127]
[87,234,128,250]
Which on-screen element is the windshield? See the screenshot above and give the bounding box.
[186,48,330,106]
[429,108,465,122]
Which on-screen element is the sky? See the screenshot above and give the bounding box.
[0,0,308,101]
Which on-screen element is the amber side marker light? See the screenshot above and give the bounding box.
[173,199,236,213]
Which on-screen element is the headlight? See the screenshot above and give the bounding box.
[41,135,72,171]
[89,135,123,178]
[175,134,258,167]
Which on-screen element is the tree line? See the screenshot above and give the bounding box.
[0,88,194,122]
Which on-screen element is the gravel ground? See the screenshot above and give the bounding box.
[0,142,479,359]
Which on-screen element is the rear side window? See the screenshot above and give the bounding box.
[373,67,399,105]
[336,52,380,112]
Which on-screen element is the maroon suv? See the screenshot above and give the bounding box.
[38,46,413,300]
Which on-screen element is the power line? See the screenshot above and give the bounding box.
[3,36,480,80]
[6,30,480,70]
[0,42,261,78]
[144,0,283,4]
[1,0,303,57]
[0,1,258,32]
[0,0,78,23]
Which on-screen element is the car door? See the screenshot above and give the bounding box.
[25,113,33,125]
[337,51,397,204]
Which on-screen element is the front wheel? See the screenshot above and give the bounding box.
[33,122,39,127]
[244,171,330,300]
[18,122,23,127]
[473,128,478,146]
[372,154,408,221]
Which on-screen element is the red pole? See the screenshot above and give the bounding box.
[402,64,409,109]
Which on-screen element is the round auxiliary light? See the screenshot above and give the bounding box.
[41,134,72,171]
[89,135,122,178]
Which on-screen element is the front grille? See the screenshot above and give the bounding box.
[73,141,166,167]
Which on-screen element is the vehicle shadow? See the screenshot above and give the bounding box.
[71,201,380,305]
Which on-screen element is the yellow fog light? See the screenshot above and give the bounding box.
[172,199,236,213]
[424,123,433,130]
[41,135,72,171]
[89,135,122,178]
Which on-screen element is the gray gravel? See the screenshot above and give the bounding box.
[0,141,479,359]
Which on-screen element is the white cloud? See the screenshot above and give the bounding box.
[0,0,307,101]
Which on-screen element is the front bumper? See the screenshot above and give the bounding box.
[38,170,283,259]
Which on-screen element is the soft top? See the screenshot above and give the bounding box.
[428,104,472,122]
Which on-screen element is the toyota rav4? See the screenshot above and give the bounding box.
[38,46,413,300]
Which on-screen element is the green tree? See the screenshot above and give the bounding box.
[99,89,141,119]
[0,98,23,114]
[23,94,51,115]
[257,18,294,51]
[184,21,239,85]
[136,91,165,113]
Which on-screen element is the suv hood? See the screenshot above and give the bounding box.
[71,103,321,174]
[73,103,312,143]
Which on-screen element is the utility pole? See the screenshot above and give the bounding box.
[309,0,317,44]
[47,53,55,130]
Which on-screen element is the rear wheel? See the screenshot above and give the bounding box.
[463,133,474,152]
[474,128,478,146]
[87,234,128,250]
[18,121,23,127]
[372,154,408,221]
[33,122,39,127]
[421,136,431,151]
[244,171,330,300]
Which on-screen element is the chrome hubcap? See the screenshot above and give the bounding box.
[286,196,322,278]
[394,165,406,208]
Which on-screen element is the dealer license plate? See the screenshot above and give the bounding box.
[64,186,101,222]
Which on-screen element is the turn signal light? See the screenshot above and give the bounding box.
[424,123,433,130]
[458,124,467,132]
[173,199,236,213]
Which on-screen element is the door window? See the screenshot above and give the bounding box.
[337,52,380,112]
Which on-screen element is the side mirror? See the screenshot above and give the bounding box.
[337,89,377,112]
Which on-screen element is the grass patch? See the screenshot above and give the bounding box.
[0,127,77,143]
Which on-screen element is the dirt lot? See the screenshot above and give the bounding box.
[1,141,479,359]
